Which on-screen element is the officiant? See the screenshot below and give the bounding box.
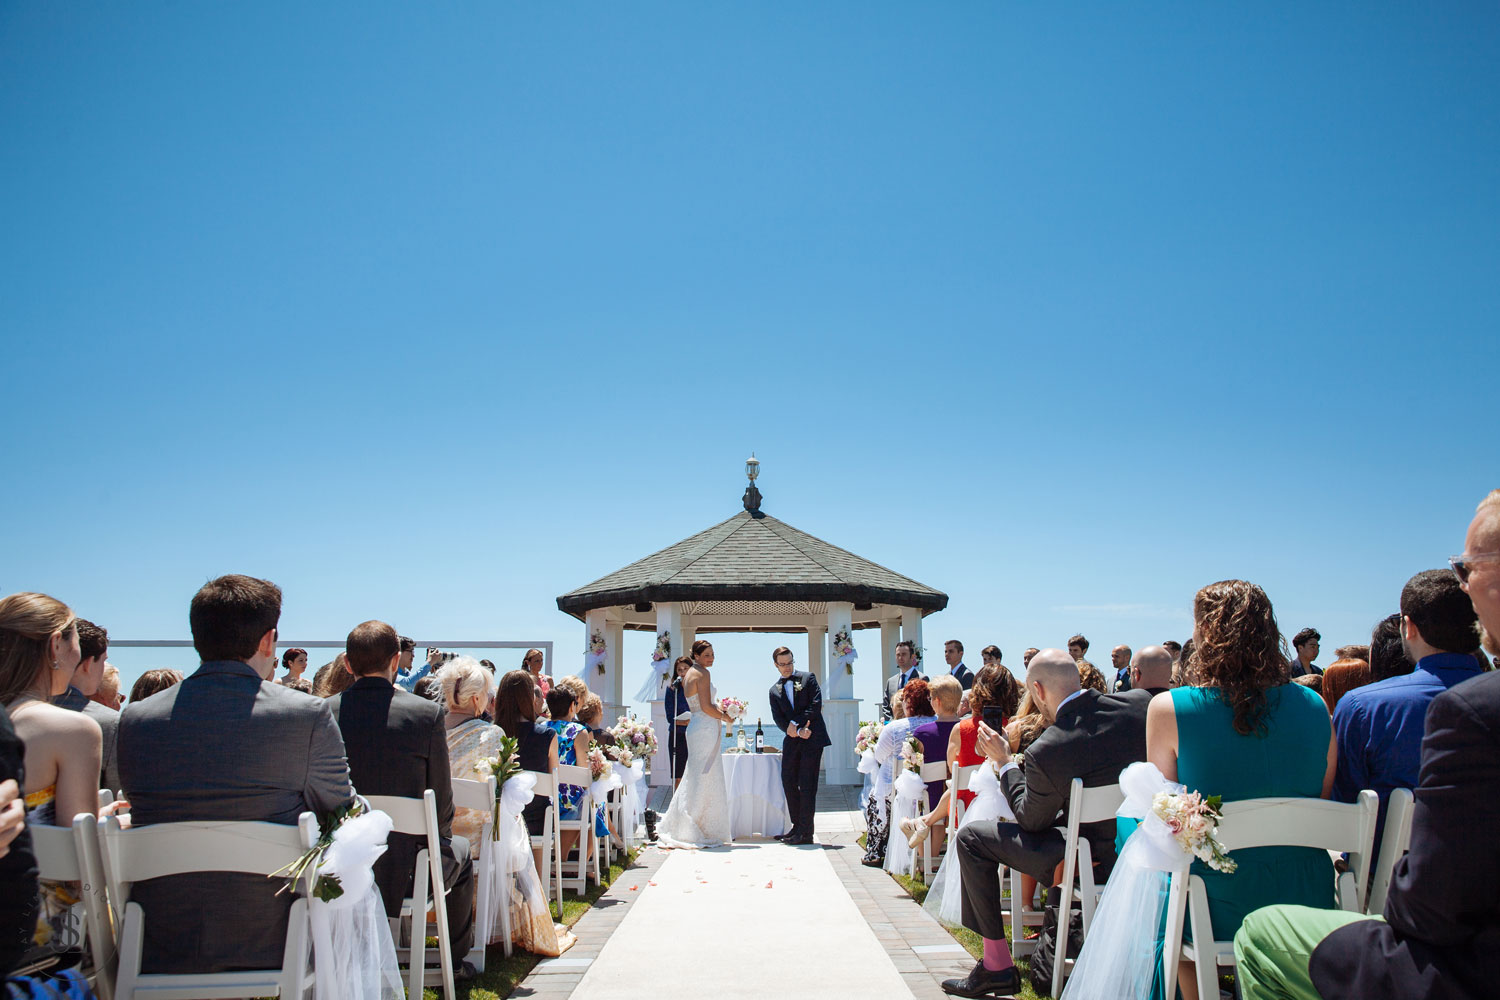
[664,656,693,790]
[768,646,829,845]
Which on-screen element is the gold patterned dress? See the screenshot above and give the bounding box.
[446,717,573,956]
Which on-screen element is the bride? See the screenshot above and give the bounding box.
[656,641,735,848]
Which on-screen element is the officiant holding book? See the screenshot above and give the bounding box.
[768,646,829,845]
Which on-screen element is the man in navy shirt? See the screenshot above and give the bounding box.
[1290,627,1322,676]
[1331,568,1483,842]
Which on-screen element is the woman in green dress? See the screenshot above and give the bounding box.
[1146,579,1337,1000]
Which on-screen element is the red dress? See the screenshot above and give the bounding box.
[954,716,989,808]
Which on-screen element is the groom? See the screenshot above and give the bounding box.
[768,646,829,845]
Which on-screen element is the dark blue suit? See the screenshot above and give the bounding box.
[769,671,830,839]
[664,682,691,780]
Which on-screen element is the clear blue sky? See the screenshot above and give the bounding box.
[3,3,1496,720]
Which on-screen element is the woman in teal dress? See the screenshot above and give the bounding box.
[1146,579,1337,1000]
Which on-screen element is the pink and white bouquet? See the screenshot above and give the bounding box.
[588,745,614,782]
[1151,790,1236,873]
[718,696,748,722]
[854,720,883,755]
[610,715,658,762]
[900,735,924,774]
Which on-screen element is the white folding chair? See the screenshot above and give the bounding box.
[98,789,116,811]
[949,763,982,831]
[29,813,117,1000]
[1367,787,1415,916]
[364,789,456,1000]
[451,776,496,969]
[98,812,319,1000]
[1046,779,1125,994]
[917,759,950,879]
[1163,791,1378,1000]
[526,770,562,916]
[556,763,599,895]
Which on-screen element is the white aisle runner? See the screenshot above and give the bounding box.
[571,841,914,999]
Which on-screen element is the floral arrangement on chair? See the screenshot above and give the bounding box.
[854,720,883,755]
[718,696,748,722]
[899,735,924,774]
[610,715,658,764]
[1151,790,1237,873]
[586,631,607,674]
[273,800,375,902]
[474,735,523,839]
[588,745,614,782]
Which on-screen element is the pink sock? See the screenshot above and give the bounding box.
[981,936,1014,973]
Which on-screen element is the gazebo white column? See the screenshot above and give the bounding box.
[584,608,611,716]
[648,603,683,788]
[902,606,924,673]
[823,601,859,783]
[806,616,826,690]
[605,619,625,722]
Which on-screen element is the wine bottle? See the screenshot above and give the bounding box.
[755,718,765,754]
[736,724,747,752]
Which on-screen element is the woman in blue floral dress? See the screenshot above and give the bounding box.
[544,687,608,865]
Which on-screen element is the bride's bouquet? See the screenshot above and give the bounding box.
[854,720,882,755]
[1152,789,1236,873]
[718,696,748,722]
[899,735,924,774]
[609,715,658,764]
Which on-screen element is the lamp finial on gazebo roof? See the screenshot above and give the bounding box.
[742,452,763,515]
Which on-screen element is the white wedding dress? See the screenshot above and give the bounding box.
[655,686,732,848]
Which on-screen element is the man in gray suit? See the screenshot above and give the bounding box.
[118,574,355,974]
[52,618,121,792]
[881,640,926,723]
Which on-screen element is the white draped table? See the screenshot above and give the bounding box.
[721,752,792,839]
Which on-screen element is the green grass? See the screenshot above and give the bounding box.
[418,847,641,1000]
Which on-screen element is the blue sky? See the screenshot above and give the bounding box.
[3,3,1496,719]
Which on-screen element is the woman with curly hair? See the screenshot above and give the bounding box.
[1146,580,1337,1000]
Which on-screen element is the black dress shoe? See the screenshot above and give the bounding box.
[773,832,794,841]
[940,961,1020,997]
[785,834,815,845]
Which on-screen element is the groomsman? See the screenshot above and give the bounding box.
[943,639,974,691]
[768,647,829,845]
[881,640,926,722]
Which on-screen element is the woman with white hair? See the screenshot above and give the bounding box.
[442,657,573,957]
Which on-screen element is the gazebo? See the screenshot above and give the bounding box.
[556,457,948,785]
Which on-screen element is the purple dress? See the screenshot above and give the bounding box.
[912,719,958,809]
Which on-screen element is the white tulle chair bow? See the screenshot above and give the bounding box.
[477,771,540,952]
[308,808,404,1000]
[884,769,928,876]
[618,760,647,847]
[922,762,1016,927]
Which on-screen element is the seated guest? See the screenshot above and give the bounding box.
[943,649,1148,998]
[329,621,475,975]
[1232,489,1500,1000]
[900,675,965,854]
[577,693,614,749]
[312,652,355,698]
[413,675,444,704]
[1117,645,1174,705]
[863,679,935,868]
[1320,656,1371,715]
[1369,611,1416,682]
[1333,569,1482,845]
[52,618,121,791]
[1291,673,1323,694]
[1145,580,1335,1000]
[1334,643,1370,662]
[117,574,355,974]
[494,671,558,879]
[543,687,606,866]
[127,668,182,704]
[1003,687,1049,755]
[442,659,572,957]
[1,594,101,830]
[0,704,38,979]
[92,664,123,711]
[1077,659,1109,694]
[554,674,589,706]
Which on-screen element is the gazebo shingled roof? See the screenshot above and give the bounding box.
[556,509,948,632]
